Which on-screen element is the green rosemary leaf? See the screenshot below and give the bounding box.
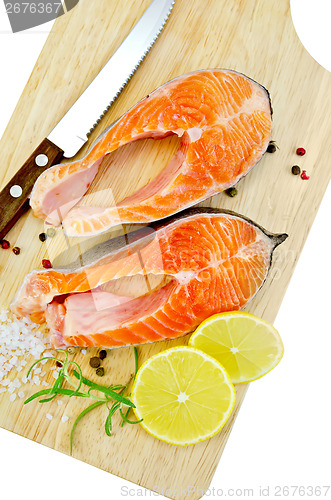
[109,384,127,391]
[87,387,108,402]
[105,402,121,437]
[104,409,113,437]
[133,347,139,379]
[24,388,89,404]
[121,347,140,426]
[72,370,135,408]
[65,361,83,396]
[120,408,143,425]
[50,371,65,394]
[70,401,105,455]
[39,394,57,404]
[26,356,63,379]
[24,389,52,404]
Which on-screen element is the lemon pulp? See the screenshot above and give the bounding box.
[131,346,235,446]
[189,312,284,384]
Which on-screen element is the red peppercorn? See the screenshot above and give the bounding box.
[42,259,52,269]
[0,239,10,249]
[300,170,310,180]
[296,147,306,156]
[12,246,21,255]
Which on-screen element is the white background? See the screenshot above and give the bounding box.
[0,1,330,499]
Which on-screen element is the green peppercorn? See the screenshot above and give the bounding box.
[225,187,238,198]
[96,367,105,377]
[90,356,101,368]
[291,165,301,175]
[99,349,107,360]
[39,233,47,242]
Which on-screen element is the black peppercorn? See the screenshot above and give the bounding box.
[96,367,105,377]
[291,165,301,175]
[39,233,47,242]
[267,143,277,153]
[56,361,63,368]
[12,246,21,255]
[89,356,101,368]
[99,349,107,360]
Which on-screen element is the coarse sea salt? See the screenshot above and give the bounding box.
[0,309,51,400]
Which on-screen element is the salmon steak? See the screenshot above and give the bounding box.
[30,70,272,237]
[11,208,286,349]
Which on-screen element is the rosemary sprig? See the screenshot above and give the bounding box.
[24,346,143,455]
[72,370,134,406]
[121,347,141,426]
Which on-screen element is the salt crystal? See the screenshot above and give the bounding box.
[13,378,21,388]
[81,349,87,355]
[0,309,51,395]
[18,391,25,399]
[42,381,48,387]
[57,400,63,406]
[46,413,53,420]
[52,371,59,379]
[61,415,69,423]
[9,393,16,402]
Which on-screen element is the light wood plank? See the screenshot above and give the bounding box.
[0,0,330,498]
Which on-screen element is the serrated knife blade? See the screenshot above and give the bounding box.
[49,0,175,158]
[0,0,174,240]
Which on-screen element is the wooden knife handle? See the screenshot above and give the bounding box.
[0,138,64,240]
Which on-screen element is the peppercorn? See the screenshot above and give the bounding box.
[42,259,52,269]
[267,143,277,153]
[291,165,301,175]
[46,228,56,238]
[1,239,10,249]
[296,147,306,156]
[301,170,310,180]
[12,246,21,255]
[39,232,47,242]
[89,356,101,368]
[96,367,105,377]
[67,347,76,355]
[99,349,107,360]
[225,187,238,197]
[56,361,63,368]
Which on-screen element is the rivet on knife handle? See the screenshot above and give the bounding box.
[0,138,64,240]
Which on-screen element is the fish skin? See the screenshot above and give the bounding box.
[29,69,272,236]
[10,208,287,349]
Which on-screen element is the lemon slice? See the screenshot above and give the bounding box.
[131,346,235,446]
[189,312,284,384]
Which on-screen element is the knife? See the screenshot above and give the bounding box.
[0,0,174,240]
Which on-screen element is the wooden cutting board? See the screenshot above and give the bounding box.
[0,0,330,498]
